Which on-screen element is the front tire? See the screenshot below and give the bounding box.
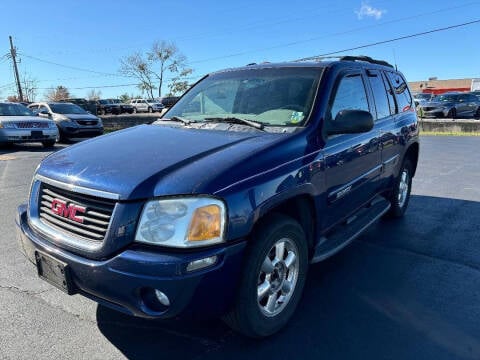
[224,214,308,338]
[148,107,153,113]
[42,140,56,148]
[386,159,412,218]
[447,108,457,119]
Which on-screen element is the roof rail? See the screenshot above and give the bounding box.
[339,56,394,68]
[294,55,394,68]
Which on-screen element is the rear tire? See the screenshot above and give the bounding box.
[223,213,308,338]
[386,159,412,218]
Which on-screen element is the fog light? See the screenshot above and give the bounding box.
[154,289,170,306]
[186,255,218,272]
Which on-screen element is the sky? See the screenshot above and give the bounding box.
[1,0,479,101]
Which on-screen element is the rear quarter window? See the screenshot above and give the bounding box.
[386,72,413,112]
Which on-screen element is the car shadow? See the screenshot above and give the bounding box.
[0,143,69,155]
[96,195,480,360]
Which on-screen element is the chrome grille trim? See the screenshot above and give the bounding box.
[15,121,49,129]
[28,177,119,252]
[35,174,121,200]
[38,183,114,242]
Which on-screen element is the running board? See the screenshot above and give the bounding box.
[310,197,391,264]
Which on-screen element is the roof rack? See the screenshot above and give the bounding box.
[339,56,393,68]
[294,55,394,68]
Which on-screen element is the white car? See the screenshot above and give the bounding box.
[0,102,58,148]
[129,99,165,113]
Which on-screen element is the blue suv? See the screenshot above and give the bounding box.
[16,56,419,338]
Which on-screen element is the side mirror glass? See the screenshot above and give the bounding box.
[327,110,374,136]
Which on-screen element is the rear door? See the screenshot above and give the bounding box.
[324,70,382,227]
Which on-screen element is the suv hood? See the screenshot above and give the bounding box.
[63,113,99,120]
[0,115,53,123]
[37,125,282,200]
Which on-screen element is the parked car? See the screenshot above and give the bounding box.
[158,96,180,108]
[17,56,419,338]
[109,99,134,114]
[0,102,57,147]
[129,98,164,113]
[91,99,121,115]
[420,92,480,118]
[62,98,97,115]
[412,93,433,107]
[470,91,480,100]
[28,102,103,142]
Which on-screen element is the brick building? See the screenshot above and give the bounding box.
[408,78,473,95]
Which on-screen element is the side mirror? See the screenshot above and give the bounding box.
[327,110,374,136]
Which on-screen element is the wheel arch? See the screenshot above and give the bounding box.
[253,193,317,256]
[404,142,419,177]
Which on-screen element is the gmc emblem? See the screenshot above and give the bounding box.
[51,198,86,224]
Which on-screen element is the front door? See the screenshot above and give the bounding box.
[323,71,382,228]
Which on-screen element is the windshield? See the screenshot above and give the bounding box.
[435,94,459,102]
[49,103,88,114]
[0,103,35,116]
[414,93,432,100]
[164,67,322,127]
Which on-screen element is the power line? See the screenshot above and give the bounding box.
[187,6,480,65]
[34,83,141,90]
[20,53,130,78]
[297,19,480,60]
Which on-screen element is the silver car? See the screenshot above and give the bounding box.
[420,93,480,119]
[0,102,58,148]
[129,98,165,113]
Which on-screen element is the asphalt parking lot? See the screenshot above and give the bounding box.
[1,136,480,359]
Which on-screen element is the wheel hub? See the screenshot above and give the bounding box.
[270,262,287,292]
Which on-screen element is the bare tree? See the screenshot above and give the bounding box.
[21,72,38,102]
[87,89,102,100]
[45,86,71,101]
[119,52,156,99]
[148,41,192,97]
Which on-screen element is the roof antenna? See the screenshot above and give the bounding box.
[392,49,398,71]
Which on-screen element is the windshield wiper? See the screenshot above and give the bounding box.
[203,117,264,130]
[163,116,195,125]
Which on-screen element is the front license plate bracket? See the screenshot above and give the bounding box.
[35,251,74,295]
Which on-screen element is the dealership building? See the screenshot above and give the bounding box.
[408,78,478,95]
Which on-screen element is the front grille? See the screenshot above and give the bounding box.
[422,107,435,111]
[15,121,49,129]
[76,120,98,126]
[38,183,115,242]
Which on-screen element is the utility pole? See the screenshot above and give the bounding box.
[9,36,23,102]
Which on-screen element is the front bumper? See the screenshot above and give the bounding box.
[421,108,449,118]
[59,125,104,138]
[0,128,57,143]
[16,204,246,319]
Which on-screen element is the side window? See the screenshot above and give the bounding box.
[366,70,391,120]
[386,72,413,112]
[330,73,369,120]
[39,105,49,113]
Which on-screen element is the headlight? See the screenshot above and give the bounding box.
[48,121,57,128]
[135,197,226,248]
[0,121,15,129]
[52,114,70,121]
